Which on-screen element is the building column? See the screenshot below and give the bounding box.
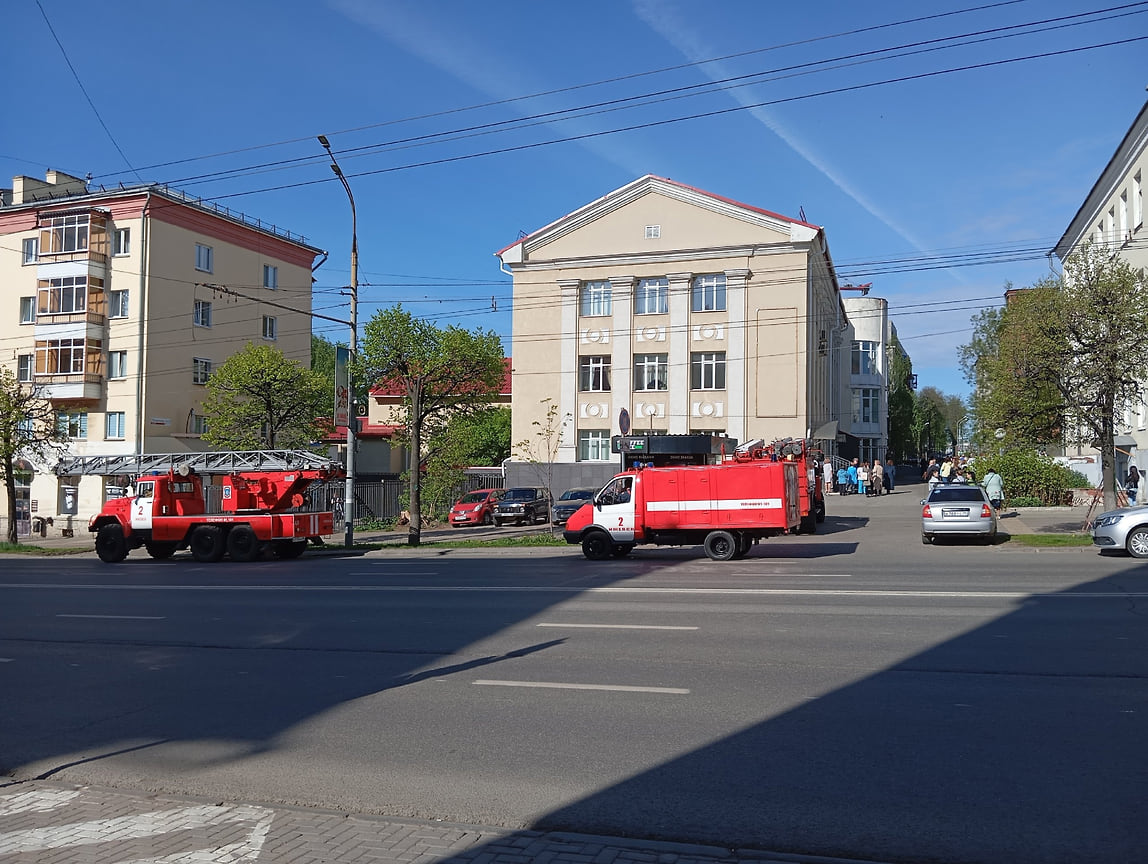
[724,268,750,443]
[558,279,581,462]
[667,272,692,434]
[610,276,635,438]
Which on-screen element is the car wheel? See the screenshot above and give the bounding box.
[703,530,736,561]
[581,530,613,561]
[189,525,225,562]
[95,524,128,563]
[1126,526,1148,559]
[482,510,493,526]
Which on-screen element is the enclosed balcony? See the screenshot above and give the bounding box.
[33,338,105,401]
[35,210,108,265]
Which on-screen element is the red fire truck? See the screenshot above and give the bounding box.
[563,438,823,561]
[58,450,345,564]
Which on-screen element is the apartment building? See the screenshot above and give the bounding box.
[1053,97,1148,476]
[840,288,901,463]
[0,170,321,537]
[495,175,848,474]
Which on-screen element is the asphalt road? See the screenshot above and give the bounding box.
[1,487,1145,864]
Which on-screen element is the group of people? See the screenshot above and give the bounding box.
[922,455,1005,512]
[833,458,896,496]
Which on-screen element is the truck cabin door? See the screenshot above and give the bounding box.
[596,475,635,542]
[131,480,155,531]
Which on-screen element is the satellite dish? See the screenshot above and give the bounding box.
[994,428,1006,440]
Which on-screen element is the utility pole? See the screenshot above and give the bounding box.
[318,135,358,548]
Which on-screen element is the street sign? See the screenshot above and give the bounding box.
[619,408,631,436]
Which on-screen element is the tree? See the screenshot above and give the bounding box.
[515,397,571,525]
[311,333,340,380]
[418,408,511,521]
[357,305,505,546]
[201,343,331,449]
[0,368,69,544]
[886,335,916,461]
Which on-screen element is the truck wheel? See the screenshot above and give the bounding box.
[703,530,737,561]
[145,541,177,560]
[814,499,826,523]
[731,533,752,559]
[271,540,306,559]
[799,514,818,534]
[226,525,262,562]
[610,544,634,558]
[189,525,225,562]
[581,530,613,561]
[95,524,128,563]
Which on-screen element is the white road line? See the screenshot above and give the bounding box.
[0,803,272,856]
[474,679,689,694]
[0,788,80,814]
[0,584,1142,599]
[536,623,698,630]
[56,614,165,620]
[0,658,12,663]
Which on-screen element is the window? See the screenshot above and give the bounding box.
[852,387,880,424]
[108,290,129,318]
[39,213,89,255]
[851,340,879,375]
[263,264,278,289]
[195,243,213,273]
[20,297,35,324]
[691,274,726,312]
[579,280,611,317]
[57,410,88,439]
[108,350,128,379]
[105,411,126,439]
[634,277,668,315]
[690,351,726,390]
[193,299,212,327]
[192,357,212,385]
[634,353,668,391]
[579,355,611,392]
[22,238,38,264]
[262,315,277,340]
[36,339,86,375]
[578,429,611,461]
[1119,191,1128,241]
[17,355,33,382]
[1135,171,1143,229]
[38,276,89,316]
[113,228,130,256]
[645,225,661,239]
[190,413,209,435]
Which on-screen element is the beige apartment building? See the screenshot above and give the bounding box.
[1053,97,1148,480]
[496,175,848,471]
[0,170,321,537]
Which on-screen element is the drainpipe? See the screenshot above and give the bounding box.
[134,192,152,452]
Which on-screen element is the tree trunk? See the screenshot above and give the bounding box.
[407,384,422,547]
[1100,396,1117,512]
[5,461,18,545]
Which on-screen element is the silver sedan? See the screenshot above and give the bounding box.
[921,483,998,544]
[1091,505,1148,558]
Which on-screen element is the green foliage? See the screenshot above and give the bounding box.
[311,333,339,378]
[976,448,1084,506]
[201,343,331,449]
[886,335,916,461]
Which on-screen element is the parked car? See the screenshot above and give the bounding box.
[1091,504,1148,558]
[493,487,550,526]
[449,488,503,528]
[921,483,998,544]
[551,486,598,525]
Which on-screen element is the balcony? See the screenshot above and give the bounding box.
[35,371,104,402]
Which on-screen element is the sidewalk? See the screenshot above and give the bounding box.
[0,778,879,864]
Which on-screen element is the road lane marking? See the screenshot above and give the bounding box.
[474,679,689,694]
[0,788,80,814]
[536,623,698,630]
[56,614,165,620]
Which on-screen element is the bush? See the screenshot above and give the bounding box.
[976,449,1085,506]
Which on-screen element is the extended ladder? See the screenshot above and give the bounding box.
[54,450,341,476]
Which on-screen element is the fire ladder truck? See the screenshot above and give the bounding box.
[55,450,345,564]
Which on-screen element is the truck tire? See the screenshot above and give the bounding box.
[145,541,178,560]
[610,544,634,558]
[814,499,826,523]
[703,530,737,561]
[798,514,818,534]
[581,530,613,561]
[271,540,307,559]
[95,524,128,563]
[226,525,262,562]
[189,525,225,562]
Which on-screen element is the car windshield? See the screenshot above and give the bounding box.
[503,489,534,501]
[929,488,986,503]
[458,491,490,504]
[560,489,594,501]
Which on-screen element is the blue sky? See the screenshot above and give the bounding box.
[3,0,1145,400]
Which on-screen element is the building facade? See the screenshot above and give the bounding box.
[840,289,900,463]
[495,175,849,472]
[1053,98,1148,477]
[0,170,321,537]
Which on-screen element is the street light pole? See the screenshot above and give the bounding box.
[318,135,358,549]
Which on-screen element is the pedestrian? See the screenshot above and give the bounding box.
[1126,465,1140,504]
[847,459,859,495]
[871,459,884,496]
[982,468,1005,513]
[940,457,954,484]
[858,461,870,497]
[884,458,896,493]
[837,466,849,494]
[823,460,834,495]
[923,458,940,491]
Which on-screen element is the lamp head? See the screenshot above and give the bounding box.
[317,134,331,148]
